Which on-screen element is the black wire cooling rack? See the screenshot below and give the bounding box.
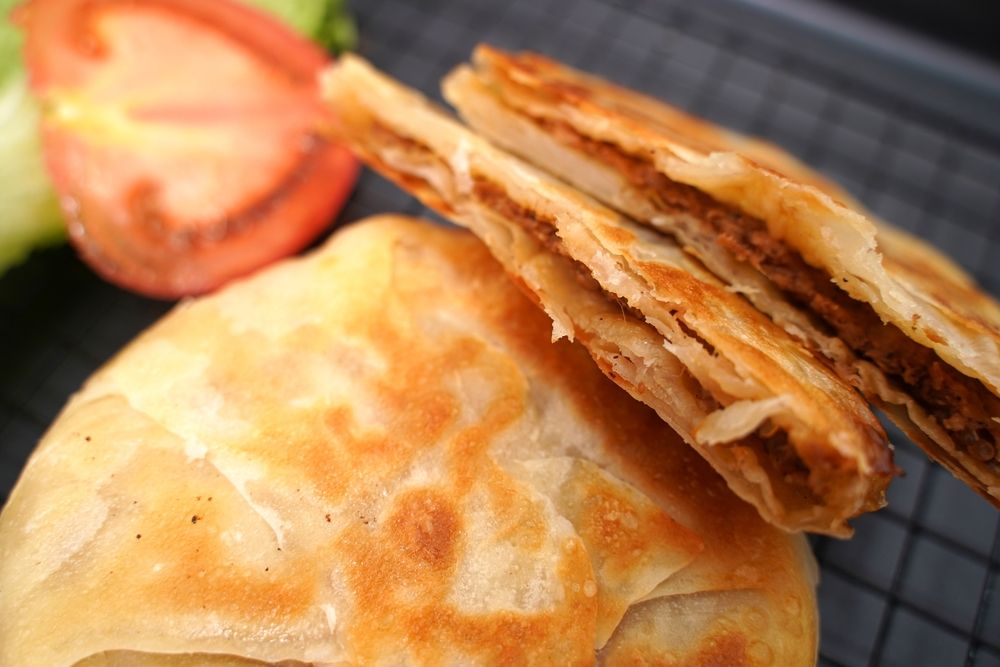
[1,0,999,665]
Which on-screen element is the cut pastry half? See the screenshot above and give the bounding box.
[445,45,1000,507]
[321,56,894,536]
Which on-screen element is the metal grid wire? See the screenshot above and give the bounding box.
[1,0,998,665]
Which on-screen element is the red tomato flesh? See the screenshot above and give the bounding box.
[18,0,358,298]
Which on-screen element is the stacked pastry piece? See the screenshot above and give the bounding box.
[443,47,1000,507]
[322,55,896,538]
[323,48,1000,513]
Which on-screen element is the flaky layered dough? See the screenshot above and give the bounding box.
[321,56,893,536]
[0,217,817,666]
[448,46,1000,505]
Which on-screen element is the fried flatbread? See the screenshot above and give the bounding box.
[447,46,1000,506]
[0,216,817,666]
[321,56,894,536]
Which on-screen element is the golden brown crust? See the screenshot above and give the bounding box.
[466,46,1000,361]
[0,216,817,666]
[453,45,1000,507]
[463,46,1000,373]
[321,56,894,536]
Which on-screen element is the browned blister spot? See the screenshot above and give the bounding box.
[481,466,550,552]
[387,489,461,571]
[598,222,637,247]
[364,324,465,443]
[579,483,700,578]
[691,633,751,667]
[579,488,639,555]
[923,327,946,344]
[163,543,316,623]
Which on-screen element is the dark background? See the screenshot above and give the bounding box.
[833,0,1000,63]
[2,1,999,666]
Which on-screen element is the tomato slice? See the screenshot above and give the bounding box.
[17,0,359,298]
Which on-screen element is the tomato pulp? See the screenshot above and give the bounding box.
[18,0,358,297]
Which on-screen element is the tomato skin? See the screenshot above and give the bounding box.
[19,0,332,90]
[18,0,359,298]
[53,134,359,298]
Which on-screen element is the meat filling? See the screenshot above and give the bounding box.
[471,178,811,488]
[366,120,827,490]
[535,117,1000,463]
[471,178,646,321]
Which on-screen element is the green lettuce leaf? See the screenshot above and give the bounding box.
[0,72,65,273]
[248,0,357,53]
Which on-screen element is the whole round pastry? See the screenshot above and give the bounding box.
[0,216,817,666]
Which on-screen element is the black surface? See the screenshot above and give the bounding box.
[2,0,1000,665]
[830,0,1000,63]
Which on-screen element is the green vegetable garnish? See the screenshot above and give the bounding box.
[0,71,65,273]
[0,0,356,276]
[1,0,63,274]
[1,0,23,87]
[248,0,357,53]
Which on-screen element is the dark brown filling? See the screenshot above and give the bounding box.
[761,429,810,487]
[536,117,1000,463]
[471,178,646,321]
[470,177,812,488]
[365,120,819,490]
